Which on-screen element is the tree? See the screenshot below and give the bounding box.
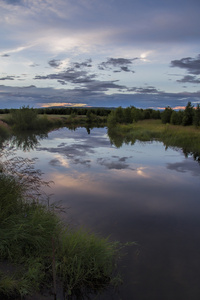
[123,107,133,123]
[161,107,173,124]
[182,101,194,126]
[170,110,183,125]
[193,104,200,127]
[115,106,124,123]
[11,106,38,130]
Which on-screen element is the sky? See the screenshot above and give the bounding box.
[0,0,200,109]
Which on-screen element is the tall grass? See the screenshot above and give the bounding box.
[107,120,200,159]
[0,158,122,299]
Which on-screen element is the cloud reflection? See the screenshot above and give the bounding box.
[167,160,200,177]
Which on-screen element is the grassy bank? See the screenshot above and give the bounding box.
[0,108,107,133]
[108,120,200,158]
[0,160,122,299]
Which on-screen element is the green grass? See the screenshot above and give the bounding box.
[0,170,122,299]
[108,120,200,157]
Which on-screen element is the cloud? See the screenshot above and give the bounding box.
[99,57,137,73]
[1,54,10,57]
[34,67,126,91]
[34,69,96,84]
[30,63,39,67]
[177,75,200,84]
[0,76,15,80]
[171,54,200,75]
[97,157,133,170]
[73,59,92,69]
[3,0,23,5]
[48,59,62,68]
[0,84,200,110]
[128,86,162,94]
[167,160,200,177]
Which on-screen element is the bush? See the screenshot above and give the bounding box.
[9,106,53,131]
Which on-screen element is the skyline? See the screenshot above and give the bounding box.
[0,0,200,109]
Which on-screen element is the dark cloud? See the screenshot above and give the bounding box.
[0,76,15,80]
[57,80,67,85]
[97,157,133,170]
[177,75,200,84]
[73,158,91,166]
[34,69,96,84]
[171,54,200,75]
[38,143,95,157]
[34,68,126,91]
[98,57,137,73]
[49,157,91,167]
[73,59,92,69]
[1,54,10,57]
[48,59,61,68]
[0,84,200,110]
[167,160,200,177]
[128,86,161,94]
[49,158,60,167]
[30,63,39,67]
[85,80,126,91]
[23,85,36,88]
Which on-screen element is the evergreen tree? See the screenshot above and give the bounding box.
[193,104,200,127]
[182,101,194,126]
[161,107,173,124]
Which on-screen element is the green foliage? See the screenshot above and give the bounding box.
[0,124,10,139]
[161,106,173,124]
[57,228,120,297]
[193,104,200,127]
[0,164,123,298]
[182,101,194,126]
[170,110,183,125]
[107,110,117,127]
[107,106,161,128]
[107,119,200,161]
[9,106,53,131]
[10,106,38,130]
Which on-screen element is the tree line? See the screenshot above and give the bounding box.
[161,102,200,126]
[107,102,200,127]
[0,102,200,127]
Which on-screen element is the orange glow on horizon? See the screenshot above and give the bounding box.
[40,102,89,108]
[157,106,186,110]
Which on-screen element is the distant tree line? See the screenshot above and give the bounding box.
[107,106,161,126]
[107,102,200,127]
[0,107,112,117]
[1,102,200,127]
[37,107,112,116]
[161,102,200,127]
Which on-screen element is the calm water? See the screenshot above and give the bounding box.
[12,127,200,300]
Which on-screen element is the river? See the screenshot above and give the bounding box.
[10,126,200,300]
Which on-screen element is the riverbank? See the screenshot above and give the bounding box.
[0,155,122,299]
[107,119,200,159]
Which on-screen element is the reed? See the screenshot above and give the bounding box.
[0,169,122,299]
[107,120,200,156]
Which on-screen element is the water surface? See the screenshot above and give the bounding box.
[13,127,200,300]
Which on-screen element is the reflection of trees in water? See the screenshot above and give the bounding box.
[107,125,200,163]
[107,126,136,148]
[10,131,48,151]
